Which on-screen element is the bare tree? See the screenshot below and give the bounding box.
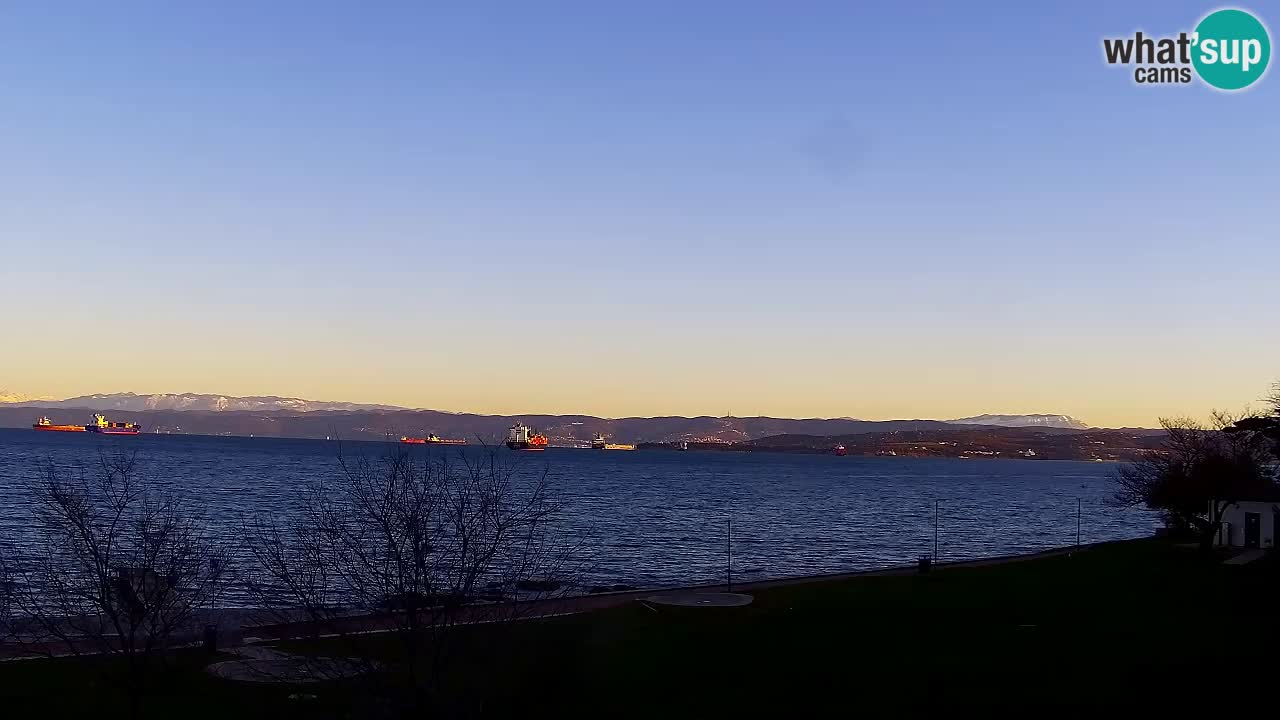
[242,443,581,711]
[1226,380,1280,463]
[0,546,12,638]
[8,450,228,716]
[1113,412,1278,548]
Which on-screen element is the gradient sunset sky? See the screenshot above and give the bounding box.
[2,1,1276,427]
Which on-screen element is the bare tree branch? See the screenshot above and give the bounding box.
[7,450,229,717]
[1112,411,1278,548]
[242,443,582,712]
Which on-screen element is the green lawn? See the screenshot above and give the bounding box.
[3,540,1275,716]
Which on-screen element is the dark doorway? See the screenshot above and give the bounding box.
[1244,512,1261,549]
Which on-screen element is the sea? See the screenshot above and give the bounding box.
[0,429,1157,599]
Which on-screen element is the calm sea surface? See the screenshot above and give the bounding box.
[0,429,1156,596]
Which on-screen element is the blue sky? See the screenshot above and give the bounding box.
[1,1,1276,425]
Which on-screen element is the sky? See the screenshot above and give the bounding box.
[1,1,1277,427]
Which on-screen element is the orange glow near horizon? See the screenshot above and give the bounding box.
[5,335,1275,428]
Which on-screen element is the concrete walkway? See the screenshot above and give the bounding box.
[644,592,754,608]
[1223,549,1267,565]
[206,644,373,683]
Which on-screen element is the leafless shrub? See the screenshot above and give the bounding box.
[242,443,582,709]
[7,449,228,715]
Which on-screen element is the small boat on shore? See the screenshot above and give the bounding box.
[33,416,86,432]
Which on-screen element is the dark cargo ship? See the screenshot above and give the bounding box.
[86,413,141,435]
[506,422,548,451]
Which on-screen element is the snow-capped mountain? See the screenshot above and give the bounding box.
[946,414,1089,430]
[1,392,408,413]
[0,389,51,404]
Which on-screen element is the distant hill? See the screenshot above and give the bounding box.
[0,406,970,444]
[0,404,1165,461]
[726,426,1164,461]
[0,389,1166,463]
[0,390,1110,443]
[946,414,1089,430]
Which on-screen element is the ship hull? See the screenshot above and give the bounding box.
[401,438,467,445]
[505,442,545,451]
[87,427,141,435]
[34,424,87,432]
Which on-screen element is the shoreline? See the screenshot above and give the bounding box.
[0,538,1135,661]
[2,427,1136,462]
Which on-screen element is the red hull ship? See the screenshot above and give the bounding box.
[33,417,86,432]
[505,422,548,451]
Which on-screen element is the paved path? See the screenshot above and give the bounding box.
[1223,549,1267,565]
[206,645,372,683]
[644,592,754,608]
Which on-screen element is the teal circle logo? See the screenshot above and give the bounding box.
[1192,9,1271,90]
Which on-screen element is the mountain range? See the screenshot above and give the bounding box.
[0,390,1116,446]
[0,391,1091,429]
[0,391,404,414]
[0,390,1163,461]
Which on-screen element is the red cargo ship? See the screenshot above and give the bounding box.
[33,416,86,432]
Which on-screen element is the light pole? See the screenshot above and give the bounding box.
[1076,498,1082,547]
[934,500,939,560]
[727,516,733,592]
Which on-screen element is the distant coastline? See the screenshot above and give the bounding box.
[0,403,1163,463]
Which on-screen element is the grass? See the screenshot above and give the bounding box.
[3,540,1275,716]
[0,650,295,718]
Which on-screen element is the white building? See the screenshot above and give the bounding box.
[1212,499,1280,549]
